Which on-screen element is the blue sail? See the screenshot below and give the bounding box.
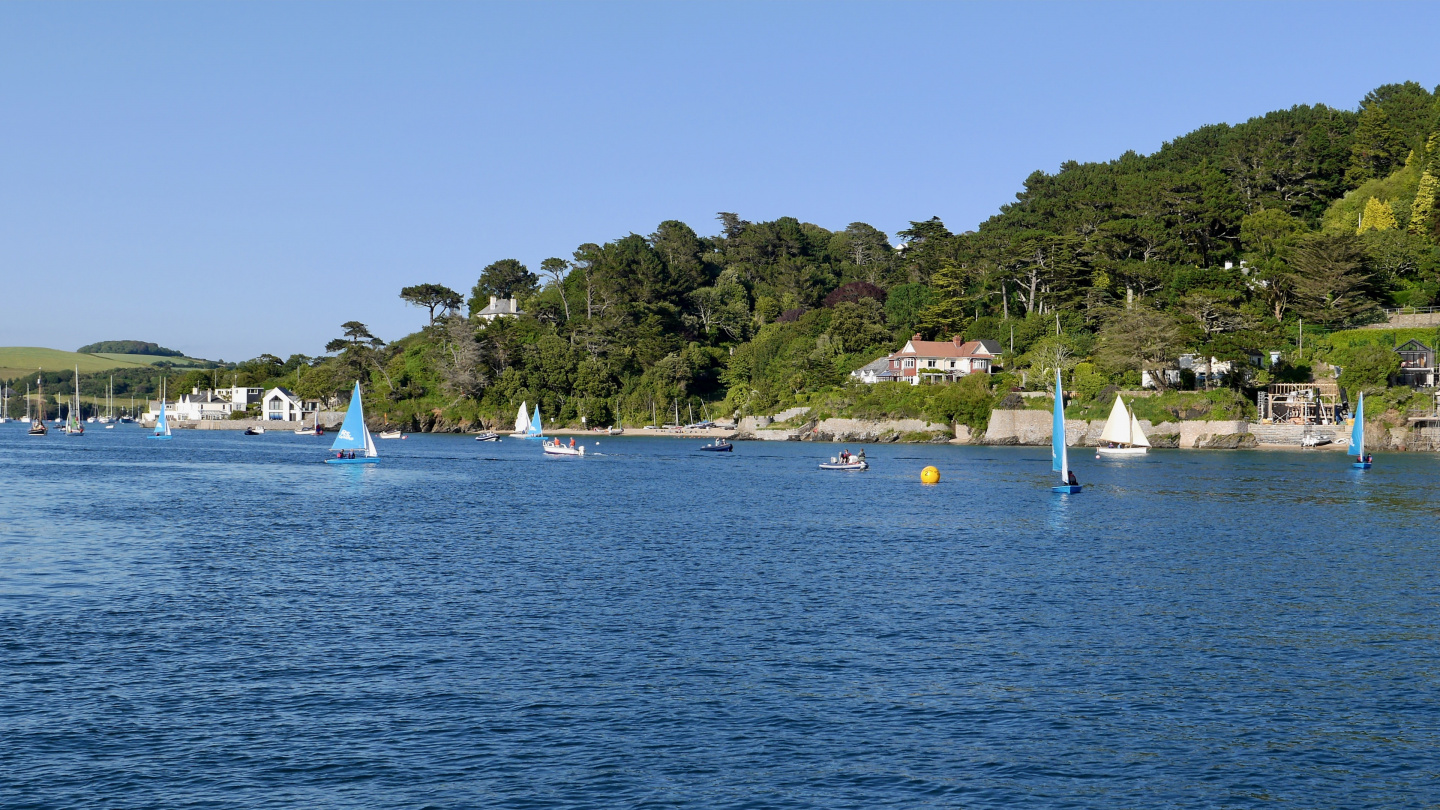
[331,382,369,451]
[1052,368,1065,474]
[529,405,543,437]
[154,399,169,436]
[1350,392,1364,453]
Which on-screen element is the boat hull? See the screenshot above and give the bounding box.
[148,435,172,440]
[699,444,732,452]
[818,461,867,471]
[1352,462,1372,469]
[1096,446,1147,456]
[542,444,584,456]
[325,456,379,464]
[474,433,500,441]
[1051,484,1083,493]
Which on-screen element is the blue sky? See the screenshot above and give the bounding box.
[1,1,1437,361]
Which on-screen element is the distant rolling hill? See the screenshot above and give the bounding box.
[0,347,210,380]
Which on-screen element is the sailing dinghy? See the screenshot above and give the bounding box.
[510,402,530,438]
[149,380,173,440]
[1095,395,1149,456]
[1052,369,1081,493]
[1350,392,1372,469]
[326,382,378,464]
[526,405,543,439]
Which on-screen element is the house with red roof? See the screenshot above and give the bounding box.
[866,334,1002,384]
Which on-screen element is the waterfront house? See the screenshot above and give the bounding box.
[262,388,321,421]
[1395,340,1435,387]
[174,388,237,421]
[881,335,1001,384]
[475,296,524,322]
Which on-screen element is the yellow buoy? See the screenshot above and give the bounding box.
[920,465,940,484]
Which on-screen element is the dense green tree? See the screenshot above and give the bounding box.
[468,259,539,314]
[1290,233,1380,328]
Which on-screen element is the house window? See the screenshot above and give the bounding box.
[926,360,936,368]
[903,359,914,368]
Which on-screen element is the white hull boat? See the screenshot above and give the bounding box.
[1094,395,1150,458]
[379,429,405,439]
[818,460,867,471]
[1096,445,1148,457]
[542,439,584,456]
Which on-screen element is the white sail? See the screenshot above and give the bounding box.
[363,423,378,457]
[1128,412,1151,447]
[514,402,528,434]
[1098,396,1132,445]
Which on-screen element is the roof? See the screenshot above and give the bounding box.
[477,297,524,316]
[264,387,301,402]
[853,357,890,374]
[1396,339,1433,352]
[890,335,1002,360]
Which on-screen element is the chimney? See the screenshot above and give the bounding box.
[953,335,963,347]
[489,295,498,309]
[192,387,199,395]
[913,333,923,341]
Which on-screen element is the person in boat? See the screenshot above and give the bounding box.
[569,438,576,448]
[1067,470,1079,487]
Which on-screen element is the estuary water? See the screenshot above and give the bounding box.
[1,425,1437,808]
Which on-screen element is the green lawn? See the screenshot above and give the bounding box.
[0,347,207,380]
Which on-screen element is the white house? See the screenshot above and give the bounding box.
[173,389,237,421]
[850,357,902,384]
[475,296,524,322]
[262,388,321,421]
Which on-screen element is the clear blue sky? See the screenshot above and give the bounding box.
[1,1,1437,361]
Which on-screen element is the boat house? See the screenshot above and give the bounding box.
[1257,383,1342,425]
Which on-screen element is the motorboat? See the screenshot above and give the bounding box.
[823,455,864,472]
[1301,433,1331,448]
[542,438,584,456]
[474,431,500,441]
[699,439,732,452]
[244,426,265,435]
[379,429,405,439]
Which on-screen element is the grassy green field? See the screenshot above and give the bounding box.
[0,347,206,380]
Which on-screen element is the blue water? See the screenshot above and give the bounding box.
[2,426,1437,808]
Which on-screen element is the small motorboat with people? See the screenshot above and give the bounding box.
[542,437,585,456]
[698,438,732,452]
[294,417,324,435]
[474,431,500,441]
[244,426,265,435]
[819,448,867,470]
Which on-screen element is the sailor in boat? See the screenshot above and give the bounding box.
[1067,470,1079,487]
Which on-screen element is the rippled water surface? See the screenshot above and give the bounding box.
[2,426,1438,808]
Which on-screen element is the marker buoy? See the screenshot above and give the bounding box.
[921,466,940,484]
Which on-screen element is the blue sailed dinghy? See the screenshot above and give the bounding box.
[1052,369,1081,493]
[149,380,173,440]
[527,405,543,439]
[326,382,379,464]
[1350,392,1371,469]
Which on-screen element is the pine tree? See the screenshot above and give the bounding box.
[1346,105,1404,187]
[1409,171,1437,238]
[1359,197,1399,233]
